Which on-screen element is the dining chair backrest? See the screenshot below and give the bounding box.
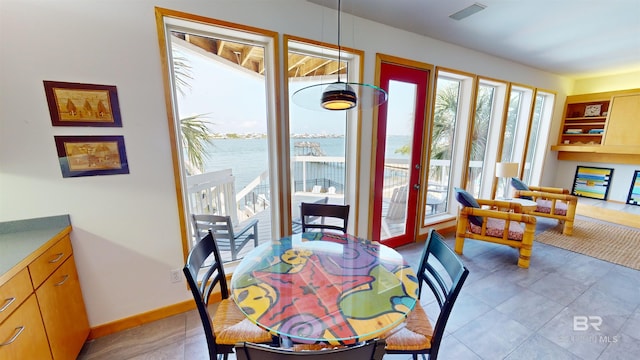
[418,228,470,359]
[300,202,350,233]
[183,230,228,359]
[234,339,386,360]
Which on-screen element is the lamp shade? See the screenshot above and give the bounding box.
[293,81,387,111]
[495,162,519,178]
[321,82,357,110]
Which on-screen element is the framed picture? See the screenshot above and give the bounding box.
[54,136,129,178]
[571,166,614,200]
[626,170,640,206]
[584,104,601,117]
[44,81,122,127]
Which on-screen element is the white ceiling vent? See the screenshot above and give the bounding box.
[449,3,487,21]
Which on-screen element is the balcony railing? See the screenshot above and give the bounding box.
[186,157,461,227]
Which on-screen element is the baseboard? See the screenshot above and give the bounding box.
[577,202,640,229]
[87,299,196,340]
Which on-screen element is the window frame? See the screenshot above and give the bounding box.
[155,8,282,261]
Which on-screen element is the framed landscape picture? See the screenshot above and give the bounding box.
[44,81,122,127]
[571,166,614,200]
[626,170,640,206]
[54,136,129,178]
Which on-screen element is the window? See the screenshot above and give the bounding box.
[156,10,280,263]
[522,90,555,184]
[423,69,474,224]
[285,36,362,234]
[466,78,508,198]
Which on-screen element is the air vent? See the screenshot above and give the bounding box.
[449,3,487,20]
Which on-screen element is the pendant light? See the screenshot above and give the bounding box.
[292,0,387,111]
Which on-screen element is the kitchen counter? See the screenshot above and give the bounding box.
[0,215,71,280]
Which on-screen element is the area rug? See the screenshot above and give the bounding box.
[535,219,640,270]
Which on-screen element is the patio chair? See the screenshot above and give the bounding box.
[300,202,350,233]
[382,229,469,360]
[235,339,386,360]
[191,214,258,261]
[511,178,578,235]
[454,187,537,268]
[183,231,275,360]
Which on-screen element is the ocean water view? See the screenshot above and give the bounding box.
[201,135,411,191]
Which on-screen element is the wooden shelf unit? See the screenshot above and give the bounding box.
[559,97,610,145]
[552,88,640,164]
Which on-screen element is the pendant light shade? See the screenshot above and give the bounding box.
[322,82,357,110]
[291,0,388,111]
[293,81,387,111]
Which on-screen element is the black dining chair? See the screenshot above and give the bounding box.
[383,228,469,360]
[234,339,386,360]
[300,202,350,233]
[292,196,328,233]
[183,231,275,360]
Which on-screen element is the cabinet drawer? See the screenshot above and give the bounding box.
[0,269,33,324]
[29,235,72,289]
[36,255,89,360]
[0,294,53,360]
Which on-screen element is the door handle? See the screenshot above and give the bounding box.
[413,184,420,190]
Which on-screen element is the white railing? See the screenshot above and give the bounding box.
[186,169,239,223]
[186,158,456,223]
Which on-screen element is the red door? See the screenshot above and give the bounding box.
[372,62,430,247]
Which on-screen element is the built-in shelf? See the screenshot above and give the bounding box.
[552,88,640,164]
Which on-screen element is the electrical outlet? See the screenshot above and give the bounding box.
[170,269,182,283]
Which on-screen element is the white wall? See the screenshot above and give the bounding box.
[1,0,571,327]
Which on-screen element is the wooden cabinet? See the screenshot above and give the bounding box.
[603,93,640,147]
[0,295,52,360]
[0,224,89,360]
[0,269,32,325]
[36,255,89,360]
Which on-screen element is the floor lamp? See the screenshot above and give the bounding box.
[495,162,519,199]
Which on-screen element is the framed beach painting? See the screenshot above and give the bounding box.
[44,81,122,127]
[54,136,129,178]
[626,170,640,206]
[571,166,614,200]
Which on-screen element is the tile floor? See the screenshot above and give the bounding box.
[77,217,640,360]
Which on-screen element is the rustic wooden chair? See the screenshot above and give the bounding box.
[454,187,537,268]
[183,231,274,360]
[382,229,469,360]
[511,177,578,235]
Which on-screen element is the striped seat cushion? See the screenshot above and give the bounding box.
[536,199,568,216]
[382,301,433,351]
[212,298,274,345]
[469,218,525,241]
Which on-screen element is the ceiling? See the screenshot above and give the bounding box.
[308,0,640,79]
[173,32,347,78]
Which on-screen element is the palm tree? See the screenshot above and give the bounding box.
[173,53,213,173]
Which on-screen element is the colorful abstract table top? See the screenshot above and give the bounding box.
[230,232,418,345]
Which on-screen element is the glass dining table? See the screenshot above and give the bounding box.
[230,232,418,346]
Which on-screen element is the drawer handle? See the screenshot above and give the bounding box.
[0,326,25,346]
[54,274,70,286]
[0,297,16,312]
[49,252,65,263]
